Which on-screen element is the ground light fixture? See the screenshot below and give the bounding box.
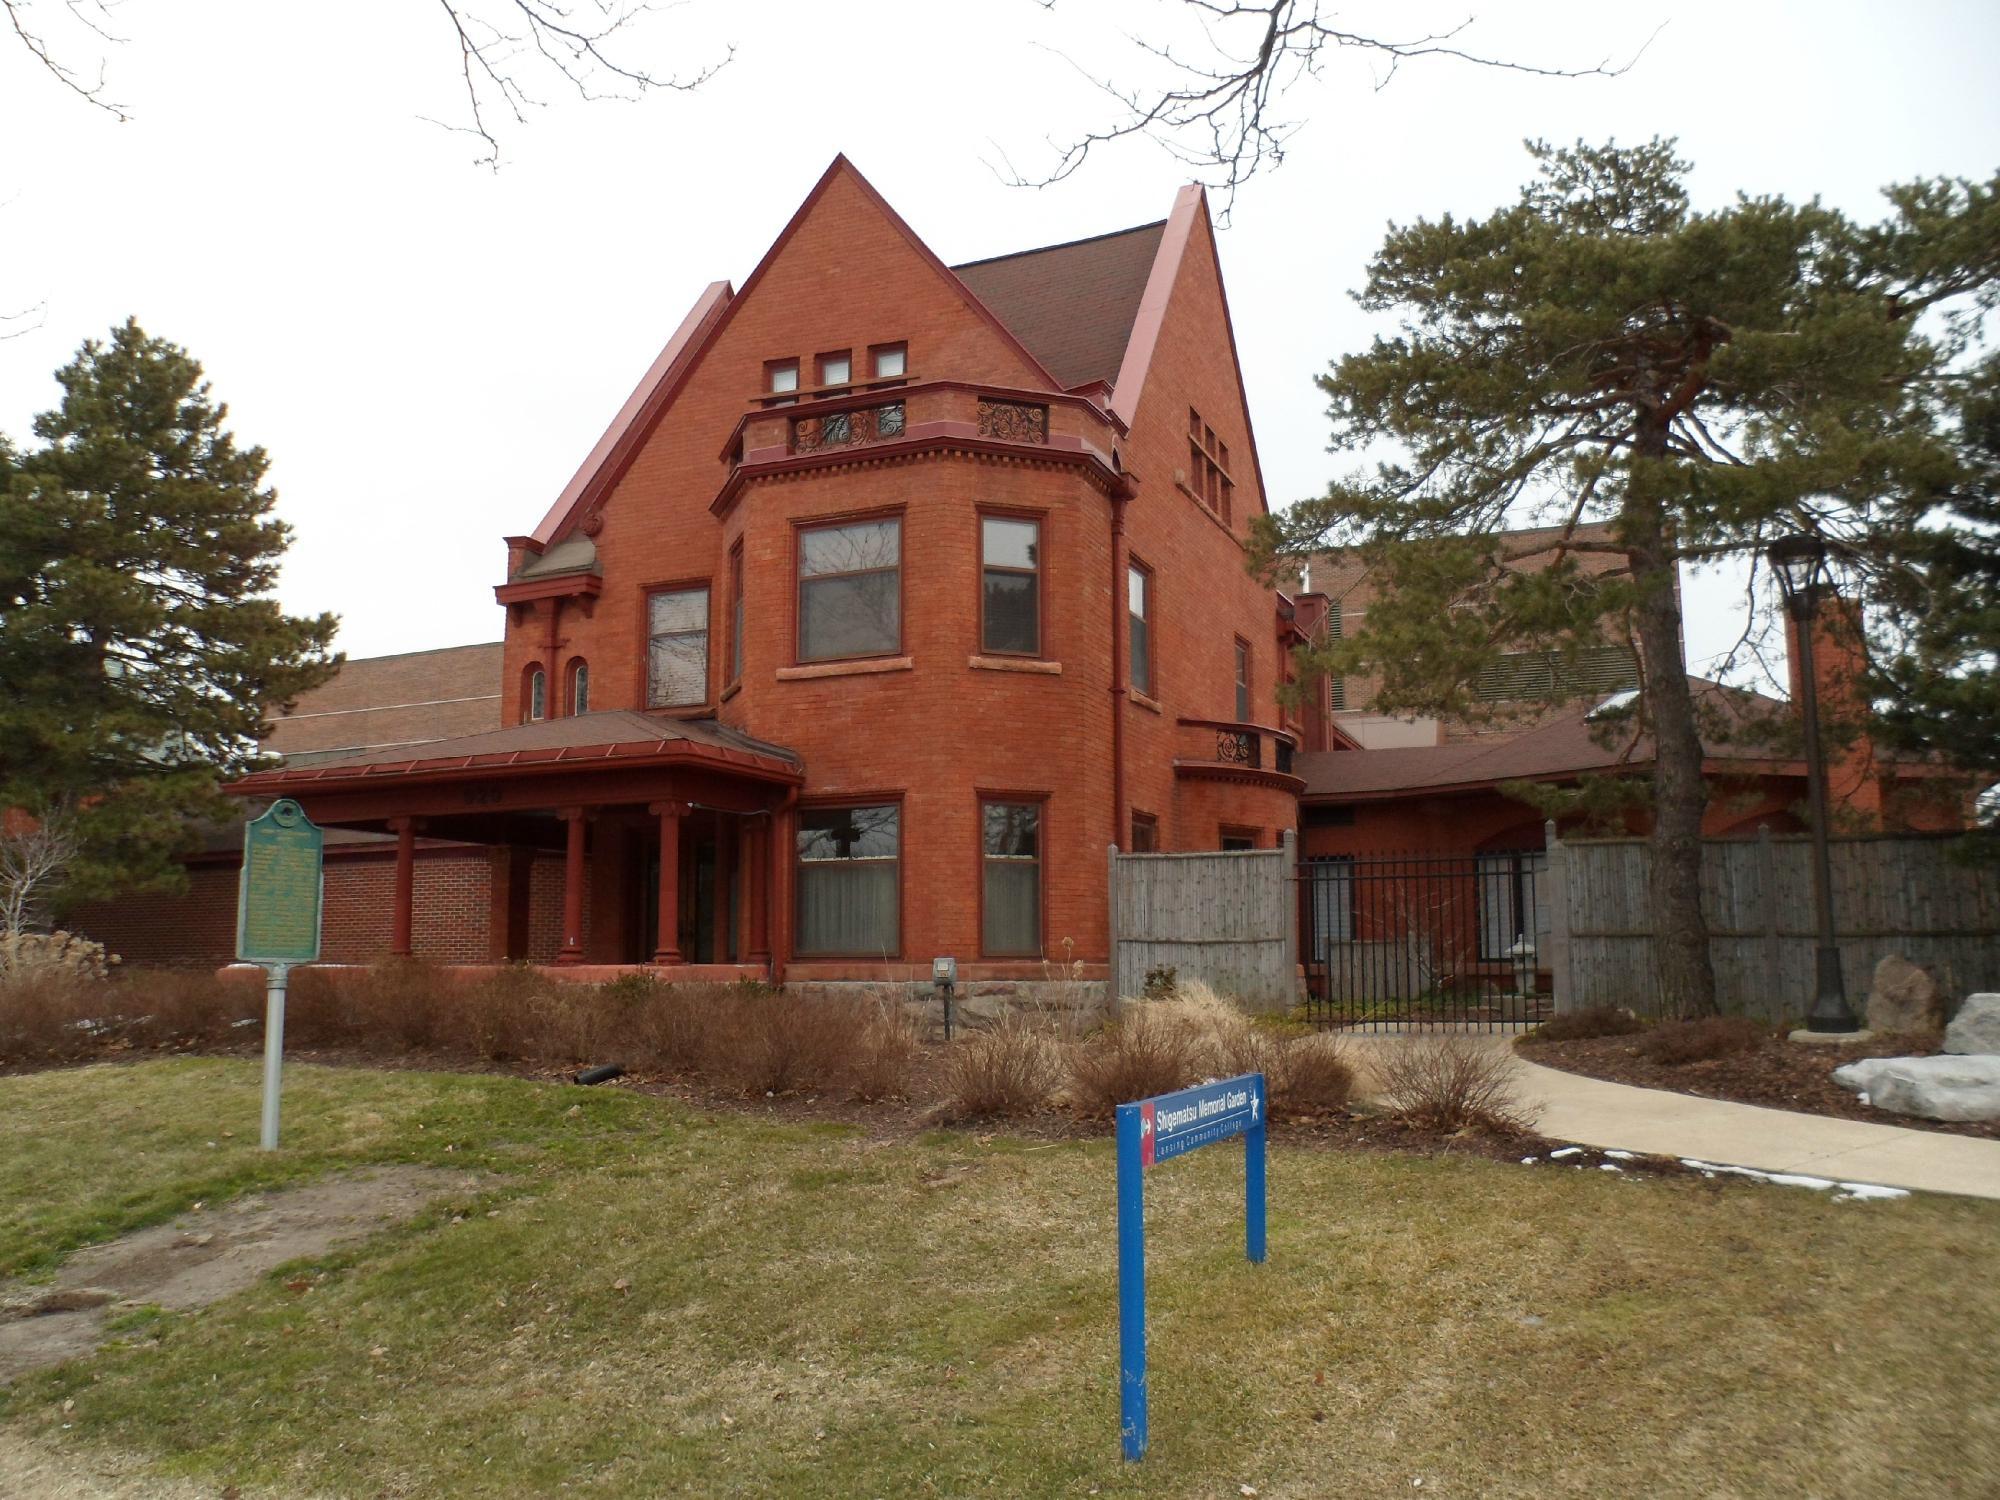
[1766,533,1861,1033]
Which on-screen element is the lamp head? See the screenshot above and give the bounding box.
[1766,533,1829,613]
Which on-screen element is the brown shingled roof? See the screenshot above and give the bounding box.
[266,642,504,763]
[1296,680,1793,799]
[953,221,1166,391]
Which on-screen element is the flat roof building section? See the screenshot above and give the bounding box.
[264,641,504,765]
[952,221,1167,391]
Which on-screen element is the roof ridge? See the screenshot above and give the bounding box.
[950,218,1170,271]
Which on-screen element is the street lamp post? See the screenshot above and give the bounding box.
[1767,534,1860,1034]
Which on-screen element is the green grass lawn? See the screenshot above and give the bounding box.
[2,1059,1996,1498]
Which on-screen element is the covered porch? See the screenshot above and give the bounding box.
[229,712,803,976]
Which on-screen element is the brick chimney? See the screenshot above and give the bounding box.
[1784,589,1882,824]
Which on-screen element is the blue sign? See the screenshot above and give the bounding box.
[1115,1072,1267,1462]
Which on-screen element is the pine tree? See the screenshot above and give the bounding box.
[1253,141,1997,1017]
[0,319,340,909]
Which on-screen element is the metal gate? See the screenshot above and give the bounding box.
[1299,851,1553,1031]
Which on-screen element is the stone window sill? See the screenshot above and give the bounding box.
[969,655,1062,675]
[1128,689,1164,714]
[776,656,914,681]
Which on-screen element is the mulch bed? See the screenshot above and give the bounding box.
[1519,1030,2000,1141]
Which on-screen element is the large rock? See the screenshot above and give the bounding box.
[1865,955,1948,1034]
[1944,993,2000,1056]
[1833,1054,2000,1122]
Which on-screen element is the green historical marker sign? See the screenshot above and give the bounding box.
[236,798,324,965]
[236,798,323,1150]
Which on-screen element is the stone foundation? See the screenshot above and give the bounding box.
[784,978,1108,1032]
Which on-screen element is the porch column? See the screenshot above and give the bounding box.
[389,816,417,958]
[711,818,735,963]
[744,812,770,965]
[557,806,590,965]
[650,800,686,965]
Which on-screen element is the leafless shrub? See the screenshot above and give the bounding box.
[0,963,98,1061]
[1264,1032,1355,1118]
[702,987,860,1096]
[0,802,80,942]
[846,994,922,1102]
[1065,1004,1206,1117]
[1522,1006,1647,1044]
[1377,1034,1531,1134]
[1636,1015,1768,1066]
[937,1019,1060,1120]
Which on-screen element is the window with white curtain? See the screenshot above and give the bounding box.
[981,800,1041,956]
[795,804,900,956]
[647,586,710,707]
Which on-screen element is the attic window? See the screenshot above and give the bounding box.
[871,343,907,379]
[816,352,852,392]
[1186,406,1234,523]
[767,360,799,407]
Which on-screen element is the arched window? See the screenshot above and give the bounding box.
[524,666,547,723]
[567,658,590,716]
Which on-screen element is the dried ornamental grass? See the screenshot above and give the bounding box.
[1377,1034,1532,1134]
[937,1019,1060,1120]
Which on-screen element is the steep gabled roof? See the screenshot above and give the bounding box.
[525,155,1071,551]
[264,642,504,764]
[952,221,1166,391]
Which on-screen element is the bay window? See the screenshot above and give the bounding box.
[798,517,901,661]
[981,799,1042,956]
[981,514,1040,656]
[796,803,900,956]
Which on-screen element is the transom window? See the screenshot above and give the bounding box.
[1127,560,1153,696]
[647,585,710,707]
[798,517,901,662]
[981,799,1042,956]
[796,803,900,956]
[981,514,1040,656]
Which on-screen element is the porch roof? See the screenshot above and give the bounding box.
[230,710,801,796]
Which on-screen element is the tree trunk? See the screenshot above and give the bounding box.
[1624,498,1719,1019]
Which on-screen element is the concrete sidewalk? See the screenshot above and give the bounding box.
[1511,1054,2000,1201]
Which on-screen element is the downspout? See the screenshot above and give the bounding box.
[1109,481,1132,850]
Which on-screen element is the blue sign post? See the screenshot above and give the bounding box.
[1115,1071,1267,1461]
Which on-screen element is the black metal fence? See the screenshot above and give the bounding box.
[1299,851,1553,1031]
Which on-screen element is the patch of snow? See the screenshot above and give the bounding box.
[1549,1146,1584,1160]
[1601,1149,1635,1161]
[1586,689,1641,721]
[1598,1163,1623,1172]
[1679,1159,1908,1202]
[1520,1156,1539,1165]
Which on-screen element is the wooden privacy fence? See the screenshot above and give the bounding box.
[1107,833,1298,1009]
[1546,829,2000,1021]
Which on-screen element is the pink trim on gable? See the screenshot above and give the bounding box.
[1109,185,1273,519]
[1109,184,1201,430]
[530,281,733,546]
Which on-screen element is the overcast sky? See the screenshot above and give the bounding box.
[3,0,1996,683]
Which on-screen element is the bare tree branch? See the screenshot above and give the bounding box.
[1011,1,1659,221]
[0,800,78,941]
[1,0,128,119]
[1,0,728,167]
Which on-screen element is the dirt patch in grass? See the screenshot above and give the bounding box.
[0,1166,473,1383]
[1524,1029,2000,1139]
